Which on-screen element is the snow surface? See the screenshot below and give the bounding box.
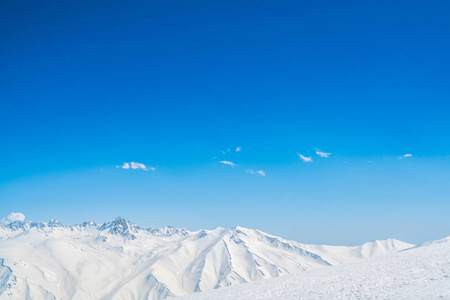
[0,216,413,300]
[178,236,450,300]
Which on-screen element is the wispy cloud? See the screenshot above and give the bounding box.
[1,212,25,225]
[116,162,154,171]
[220,161,236,167]
[221,147,241,154]
[246,169,266,176]
[399,154,413,159]
[298,153,313,162]
[315,149,331,158]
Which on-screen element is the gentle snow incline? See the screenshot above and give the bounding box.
[178,236,450,300]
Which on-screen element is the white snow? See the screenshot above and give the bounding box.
[0,216,414,300]
[178,236,450,300]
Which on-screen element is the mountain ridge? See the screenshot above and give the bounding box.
[0,215,414,300]
[178,234,450,300]
[0,216,191,241]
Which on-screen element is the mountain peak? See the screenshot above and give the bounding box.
[98,216,141,239]
[80,221,98,228]
[47,219,64,227]
[147,226,190,236]
[114,216,126,222]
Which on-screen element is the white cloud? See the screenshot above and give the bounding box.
[236,147,241,152]
[298,153,313,162]
[220,161,236,167]
[399,154,413,159]
[315,149,331,158]
[1,212,26,225]
[117,162,154,171]
[246,169,266,176]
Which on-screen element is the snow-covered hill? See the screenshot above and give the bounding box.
[0,215,413,300]
[178,236,450,300]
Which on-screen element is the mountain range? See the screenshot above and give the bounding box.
[0,216,413,300]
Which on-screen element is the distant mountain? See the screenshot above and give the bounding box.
[98,216,143,240]
[0,216,413,300]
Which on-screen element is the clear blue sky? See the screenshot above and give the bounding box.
[1,0,449,245]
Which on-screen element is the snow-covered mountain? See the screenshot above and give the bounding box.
[0,215,413,300]
[179,236,450,300]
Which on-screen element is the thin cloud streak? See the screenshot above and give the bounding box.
[220,161,236,167]
[116,162,154,171]
[298,153,313,162]
[315,149,331,158]
[246,169,266,176]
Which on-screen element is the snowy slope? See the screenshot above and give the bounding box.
[178,236,450,300]
[0,216,413,300]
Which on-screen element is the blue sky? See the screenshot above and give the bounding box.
[1,0,450,245]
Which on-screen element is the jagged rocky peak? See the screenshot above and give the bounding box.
[1,216,46,231]
[80,221,98,228]
[0,213,69,232]
[2,220,30,231]
[147,225,190,236]
[99,216,141,238]
[47,219,65,228]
